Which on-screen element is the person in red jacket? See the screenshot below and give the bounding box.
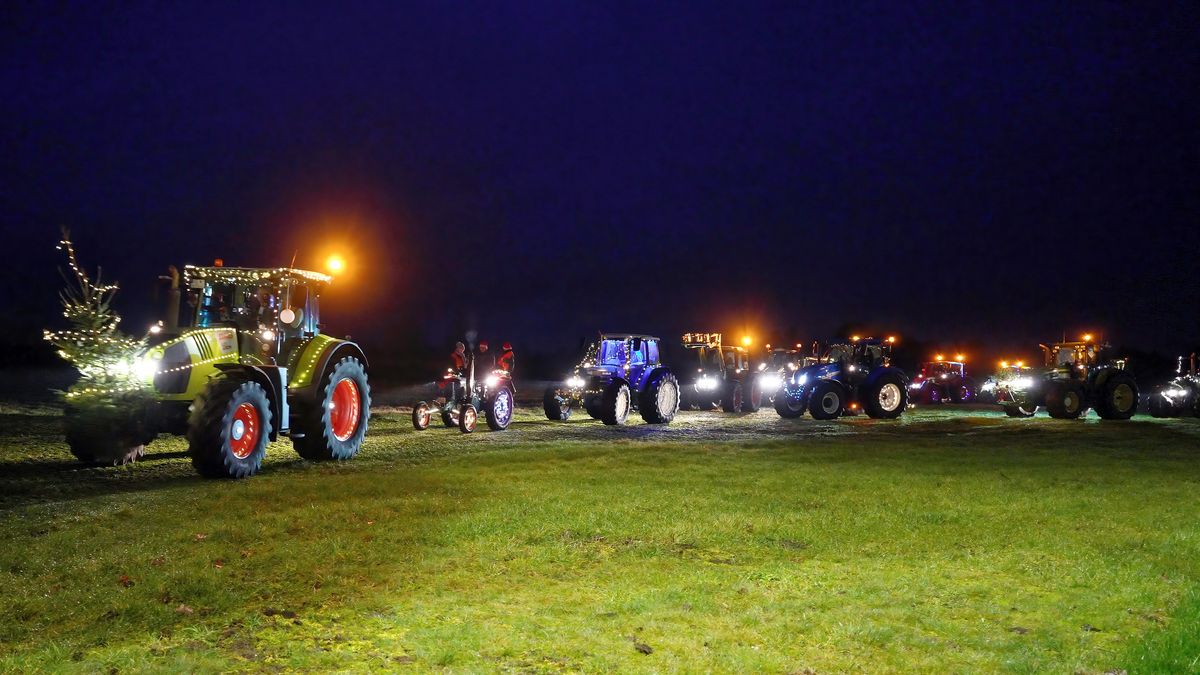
[450,341,467,372]
[497,342,515,373]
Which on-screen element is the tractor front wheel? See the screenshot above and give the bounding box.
[601,381,632,425]
[1046,381,1086,419]
[639,372,680,424]
[774,387,805,418]
[293,356,371,461]
[412,402,432,430]
[458,404,478,433]
[1003,403,1037,418]
[721,381,743,413]
[741,378,762,413]
[808,381,845,420]
[188,378,273,478]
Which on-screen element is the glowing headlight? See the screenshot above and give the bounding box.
[981,381,996,392]
[566,376,585,388]
[759,374,781,390]
[697,377,719,391]
[1011,377,1034,390]
[133,356,159,380]
[1164,387,1188,399]
[486,375,499,387]
[261,329,276,342]
[940,374,948,380]
[909,382,924,390]
[796,374,807,387]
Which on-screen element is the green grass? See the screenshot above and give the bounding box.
[1,405,1198,673]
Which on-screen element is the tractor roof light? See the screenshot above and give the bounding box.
[955,353,965,362]
[326,255,346,275]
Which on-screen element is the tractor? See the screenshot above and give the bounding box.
[908,355,976,404]
[773,337,908,420]
[1149,353,1200,418]
[992,337,1138,419]
[977,360,1034,404]
[412,341,515,433]
[65,264,371,478]
[677,332,762,412]
[543,333,679,425]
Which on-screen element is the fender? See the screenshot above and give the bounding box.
[289,338,369,403]
[214,363,289,440]
[862,365,908,387]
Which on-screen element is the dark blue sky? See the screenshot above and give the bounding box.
[3,1,1197,361]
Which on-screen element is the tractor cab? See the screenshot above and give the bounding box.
[1039,338,1124,381]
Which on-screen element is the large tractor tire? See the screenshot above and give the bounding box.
[1045,381,1086,419]
[1094,372,1138,420]
[639,371,680,424]
[188,378,273,478]
[293,356,371,461]
[485,386,515,431]
[741,378,763,413]
[1148,393,1175,418]
[774,387,806,418]
[862,372,907,419]
[543,388,571,421]
[600,381,632,425]
[441,410,456,427]
[412,402,432,430]
[808,380,845,420]
[64,403,150,466]
[957,377,977,403]
[720,381,743,413]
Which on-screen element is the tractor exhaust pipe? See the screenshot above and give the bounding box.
[161,265,181,329]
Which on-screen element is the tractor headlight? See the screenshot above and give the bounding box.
[1011,377,1034,390]
[697,377,719,391]
[566,376,585,389]
[1164,387,1187,400]
[758,373,781,390]
[795,373,807,387]
[909,381,924,390]
[260,329,276,342]
[486,375,499,387]
[132,355,159,380]
[981,381,996,392]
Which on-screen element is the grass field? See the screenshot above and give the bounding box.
[1,403,1198,673]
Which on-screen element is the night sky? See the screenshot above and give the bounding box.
[3,2,1198,372]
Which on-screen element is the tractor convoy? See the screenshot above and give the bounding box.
[47,249,1196,479]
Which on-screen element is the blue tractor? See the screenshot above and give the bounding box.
[543,333,680,425]
[773,337,909,420]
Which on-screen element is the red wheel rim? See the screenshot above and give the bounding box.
[330,378,361,442]
[229,402,260,460]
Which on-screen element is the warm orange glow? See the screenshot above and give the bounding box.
[955,353,965,362]
[1082,333,1093,342]
[1000,360,1009,368]
[326,255,346,274]
[741,335,753,347]
[935,354,944,361]
[1016,360,1025,368]
[886,336,896,344]
[850,335,860,341]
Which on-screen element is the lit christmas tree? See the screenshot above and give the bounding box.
[44,231,154,464]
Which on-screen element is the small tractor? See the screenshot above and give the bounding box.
[677,332,762,412]
[773,337,908,420]
[992,336,1138,419]
[908,355,976,404]
[977,360,1034,404]
[543,333,679,425]
[65,264,371,478]
[412,342,515,433]
[1149,353,1199,418]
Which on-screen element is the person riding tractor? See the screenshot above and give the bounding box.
[414,339,515,433]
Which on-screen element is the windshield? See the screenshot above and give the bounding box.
[923,362,958,376]
[689,347,723,370]
[597,339,627,366]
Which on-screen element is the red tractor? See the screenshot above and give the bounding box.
[908,355,976,404]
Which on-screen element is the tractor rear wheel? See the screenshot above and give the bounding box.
[721,381,743,413]
[741,378,763,413]
[600,381,631,425]
[485,386,515,431]
[293,356,371,461]
[412,402,432,430]
[543,388,571,421]
[639,371,680,424]
[808,381,845,420]
[1095,372,1138,420]
[1046,381,1086,419]
[863,372,907,419]
[188,377,273,478]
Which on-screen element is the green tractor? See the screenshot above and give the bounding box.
[66,264,371,478]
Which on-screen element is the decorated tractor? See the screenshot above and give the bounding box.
[412,342,515,433]
[64,264,371,478]
[757,343,823,404]
[543,333,679,425]
[1149,353,1200,418]
[677,332,762,412]
[977,360,1034,404]
[992,336,1138,419]
[774,337,908,420]
[908,355,976,404]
